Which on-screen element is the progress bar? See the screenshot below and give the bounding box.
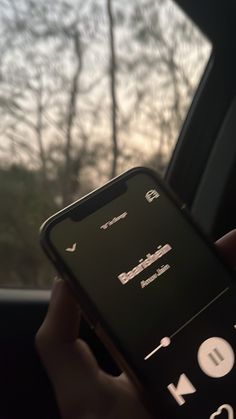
[144,287,229,361]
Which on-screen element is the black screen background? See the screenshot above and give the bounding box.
[49,172,236,418]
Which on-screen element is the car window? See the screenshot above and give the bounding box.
[0,0,211,288]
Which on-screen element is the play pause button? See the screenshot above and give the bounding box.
[197,337,235,378]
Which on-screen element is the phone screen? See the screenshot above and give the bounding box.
[47,169,236,418]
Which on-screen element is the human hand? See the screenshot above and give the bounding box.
[36,230,236,419]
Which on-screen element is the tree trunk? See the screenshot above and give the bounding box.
[36,73,47,186]
[107,0,118,179]
[63,31,83,205]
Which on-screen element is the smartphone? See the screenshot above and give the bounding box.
[40,167,236,418]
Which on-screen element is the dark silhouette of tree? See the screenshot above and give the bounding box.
[115,0,209,171]
[107,0,119,178]
[63,29,84,205]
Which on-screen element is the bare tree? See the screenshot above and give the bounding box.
[107,0,119,178]
[62,29,84,205]
[113,0,209,174]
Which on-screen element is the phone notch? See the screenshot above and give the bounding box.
[69,182,127,222]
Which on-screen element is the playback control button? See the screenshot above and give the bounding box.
[198,337,235,378]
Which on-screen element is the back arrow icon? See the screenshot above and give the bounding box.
[66,243,77,253]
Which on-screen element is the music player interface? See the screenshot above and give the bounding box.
[50,172,236,418]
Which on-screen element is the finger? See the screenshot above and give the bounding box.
[39,277,81,343]
[36,277,98,373]
[216,229,236,269]
[36,278,102,416]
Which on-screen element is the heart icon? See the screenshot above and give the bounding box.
[210,404,234,419]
